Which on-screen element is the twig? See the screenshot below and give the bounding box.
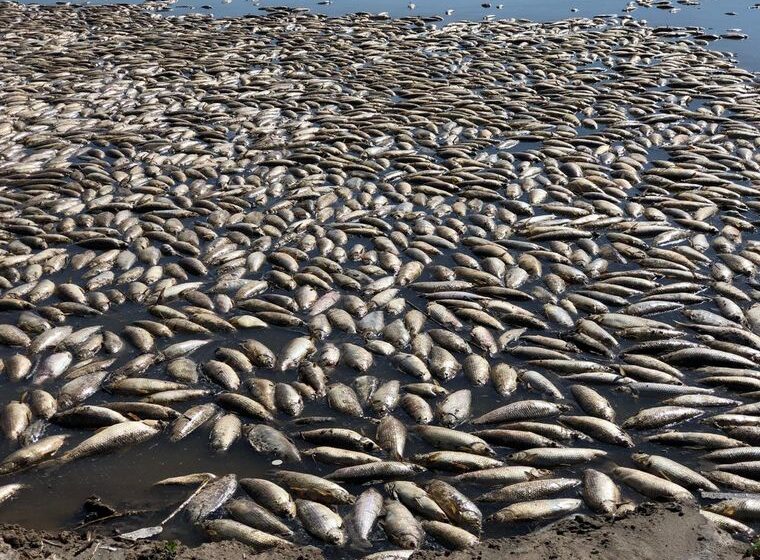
[73,509,151,530]
[160,479,209,526]
[73,540,95,556]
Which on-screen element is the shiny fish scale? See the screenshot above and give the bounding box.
[0,3,758,556]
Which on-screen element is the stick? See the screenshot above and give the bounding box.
[74,510,151,530]
[160,479,209,526]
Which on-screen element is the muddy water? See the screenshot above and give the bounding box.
[0,247,747,556]
[0,166,752,554]
[0,332,702,554]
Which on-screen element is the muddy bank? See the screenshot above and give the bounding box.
[0,503,749,560]
[413,502,749,560]
[0,524,324,560]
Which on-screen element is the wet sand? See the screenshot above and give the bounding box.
[0,502,748,559]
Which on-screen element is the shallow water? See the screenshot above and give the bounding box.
[0,247,754,553]
[6,0,760,70]
[0,313,716,554]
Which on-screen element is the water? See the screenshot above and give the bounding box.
[0,247,752,551]
[10,0,760,70]
[0,317,704,552]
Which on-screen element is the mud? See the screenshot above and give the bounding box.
[413,502,748,560]
[0,524,324,560]
[0,502,748,560]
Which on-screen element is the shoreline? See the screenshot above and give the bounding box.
[0,502,750,559]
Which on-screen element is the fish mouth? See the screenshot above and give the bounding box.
[328,530,347,546]
[398,536,418,549]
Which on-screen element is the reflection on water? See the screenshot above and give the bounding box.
[8,0,760,69]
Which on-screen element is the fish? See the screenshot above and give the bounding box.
[0,5,757,554]
[297,499,347,545]
[187,474,239,523]
[203,519,289,549]
[0,436,68,475]
[56,421,161,464]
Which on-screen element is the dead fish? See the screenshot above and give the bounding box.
[187,474,239,523]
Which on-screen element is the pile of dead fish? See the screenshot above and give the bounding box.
[0,2,759,556]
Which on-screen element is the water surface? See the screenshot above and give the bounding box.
[9,0,760,69]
